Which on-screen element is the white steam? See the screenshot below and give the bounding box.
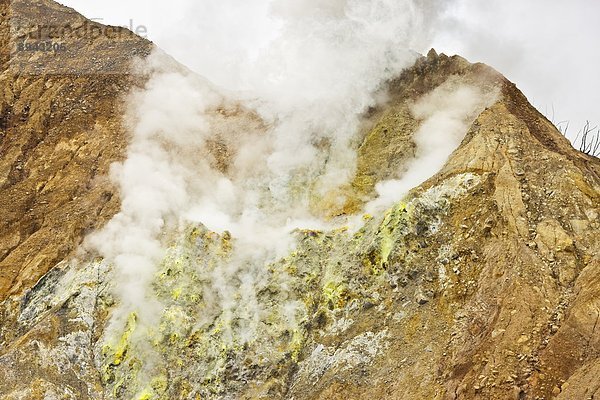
[175,0,455,206]
[85,0,490,334]
[366,79,499,214]
[87,58,225,319]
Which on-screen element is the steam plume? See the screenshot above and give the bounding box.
[87,0,475,328]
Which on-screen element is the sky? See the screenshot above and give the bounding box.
[57,0,599,144]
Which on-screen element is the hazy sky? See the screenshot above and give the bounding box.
[57,0,599,143]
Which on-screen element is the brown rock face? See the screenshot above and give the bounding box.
[426,83,600,400]
[0,0,152,301]
[1,3,599,400]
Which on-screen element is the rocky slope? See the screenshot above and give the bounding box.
[0,0,152,301]
[1,1,599,399]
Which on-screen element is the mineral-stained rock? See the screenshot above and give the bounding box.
[1,1,599,400]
